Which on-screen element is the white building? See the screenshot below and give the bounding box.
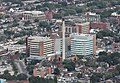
[70,33,96,56]
[54,37,70,55]
[54,38,62,54]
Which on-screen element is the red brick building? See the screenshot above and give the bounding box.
[90,22,110,29]
[5,80,29,83]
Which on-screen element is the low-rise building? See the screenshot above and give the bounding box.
[20,11,46,21]
[112,42,120,53]
[111,12,120,24]
[33,65,52,78]
[90,22,110,30]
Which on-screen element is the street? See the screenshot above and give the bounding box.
[15,60,30,77]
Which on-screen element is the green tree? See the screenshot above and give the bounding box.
[42,2,55,9]
[17,73,28,80]
[39,21,49,28]
[29,76,55,83]
[97,52,120,65]
[29,60,40,65]
[77,73,82,78]
[65,9,76,15]
[2,70,13,80]
[62,60,75,71]
[26,65,34,75]
[98,51,107,56]
[34,19,39,22]
[19,53,26,60]
[75,7,83,13]
[53,68,60,75]
[116,64,120,74]
[11,61,18,74]
[4,30,14,36]
[59,2,67,7]
[53,13,62,19]
[54,76,57,83]
[90,73,103,83]
[36,5,42,10]
[24,21,31,26]
[16,39,25,44]
[42,60,51,67]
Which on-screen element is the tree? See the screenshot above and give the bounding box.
[53,13,62,19]
[16,39,25,44]
[4,70,9,75]
[29,76,40,83]
[11,61,18,74]
[97,52,120,65]
[77,73,82,78]
[59,2,67,7]
[62,60,75,71]
[2,70,13,80]
[97,30,114,39]
[24,58,27,65]
[90,73,103,83]
[39,21,49,28]
[36,5,42,10]
[19,53,26,60]
[12,22,19,27]
[98,51,107,56]
[34,19,39,22]
[65,9,76,15]
[98,10,114,18]
[42,2,55,9]
[29,76,55,83]
[75,7,83,13]
[17,73,28,80]
[116,64,120,74]
[54,76,57,83]
[53,68,60,75]
[77,55,84,59]
[42,60,51,67]
[4,30,14,36]
[29,60,40,65]
[26,65,34,75]
[24,21,31,26]
[76,59,83,65]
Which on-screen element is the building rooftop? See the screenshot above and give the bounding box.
[85,12,98,16]
[29,36,52,42]
[22,11,44,15]
[70,33,94,41]
[111,12,120,16]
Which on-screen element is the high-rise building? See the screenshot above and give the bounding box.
[26,36,54,58]
[71,33,96,56]
[50,32,71,55]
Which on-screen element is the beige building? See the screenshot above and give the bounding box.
[59,22,90,35]
[26,36,54,58]
[21,11,46,21]
[33,65,52,78]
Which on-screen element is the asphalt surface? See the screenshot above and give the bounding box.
[15,60,30,76]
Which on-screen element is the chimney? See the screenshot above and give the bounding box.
[62,19,65,61]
